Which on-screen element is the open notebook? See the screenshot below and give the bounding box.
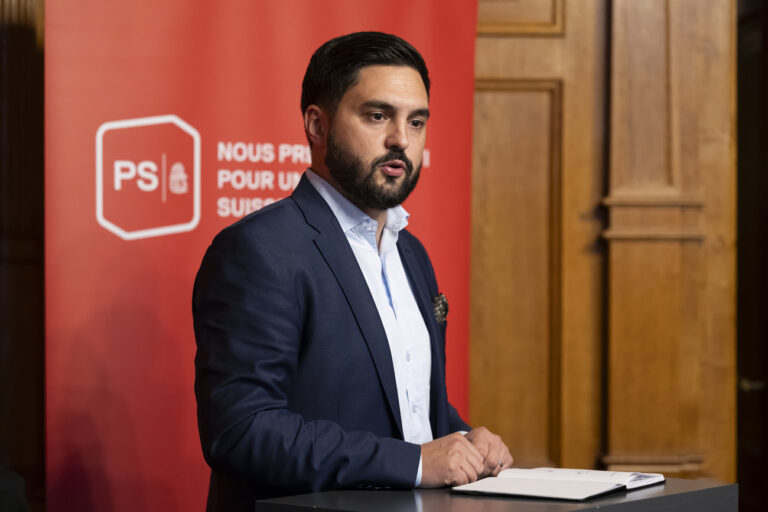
[452,467,665,501]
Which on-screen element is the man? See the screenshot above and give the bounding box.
[193,31,512,511]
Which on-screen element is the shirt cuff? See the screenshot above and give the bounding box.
[415,455,423,487]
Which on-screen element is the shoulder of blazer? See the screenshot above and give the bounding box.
[205,174,332,255]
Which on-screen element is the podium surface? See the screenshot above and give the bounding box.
[255,478,736,511]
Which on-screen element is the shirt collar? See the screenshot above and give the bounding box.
[305,169,410,236]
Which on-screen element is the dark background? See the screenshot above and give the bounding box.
[737,1,768,511]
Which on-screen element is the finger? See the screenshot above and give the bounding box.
[461,438,486,474]
[484,443,508,477]
[500,446,514,468]
[454,437,484,478]
[458,458,479,485]
[466,446,486,477]
[449,459,471,487]
[450,468,468,487]
[494,439,511,472]
[472,437,491,458]
[466,430,491,456]
[488,447,504,476]
[478,453,495,477]
[485,439,502,468]
[461,435,485,461]
[491,453,507,477]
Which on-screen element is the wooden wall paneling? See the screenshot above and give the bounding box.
[472,0,606,470]
[603,0,736,481]
[478,0,564,36]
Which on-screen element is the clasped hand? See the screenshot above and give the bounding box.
[419,427,513,487]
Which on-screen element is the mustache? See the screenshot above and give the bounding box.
[370,149,414,174]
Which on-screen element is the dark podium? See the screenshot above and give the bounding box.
[255,478,736,512]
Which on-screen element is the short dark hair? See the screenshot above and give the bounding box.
[301,31,430,115]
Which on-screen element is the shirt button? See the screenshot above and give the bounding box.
[406,351,411,362]
[411,405,417,414]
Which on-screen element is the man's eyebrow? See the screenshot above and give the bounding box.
[361,100,430,119]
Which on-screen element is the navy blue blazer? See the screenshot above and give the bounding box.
[193,174,470,511]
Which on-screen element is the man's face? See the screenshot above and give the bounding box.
[324,65,429,211]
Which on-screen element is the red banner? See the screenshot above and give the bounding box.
[45,1,477,509]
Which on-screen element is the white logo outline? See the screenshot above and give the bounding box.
[95,114,201,241]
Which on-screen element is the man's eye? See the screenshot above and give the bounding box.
[409,119,425,128]
[369,112,385,121]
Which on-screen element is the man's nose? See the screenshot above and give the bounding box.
[385,120,409,150]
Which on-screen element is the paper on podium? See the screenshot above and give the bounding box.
[452,467,665,501]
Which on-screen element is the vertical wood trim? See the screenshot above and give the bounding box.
[665,0,680,189]
[547,81,563,466]
[701,0,738,482]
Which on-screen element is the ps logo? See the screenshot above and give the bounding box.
[96,115,200,240]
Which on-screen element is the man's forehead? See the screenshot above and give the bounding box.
[344,65,429,106]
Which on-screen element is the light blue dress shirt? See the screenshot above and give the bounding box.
[306,170,433,486]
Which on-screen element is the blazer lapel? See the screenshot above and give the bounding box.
[292,175,405,438]
[397,237,449,439]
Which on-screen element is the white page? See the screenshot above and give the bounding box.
[624,472,665,489]
[498,468,637,485]
[453,477,623,501]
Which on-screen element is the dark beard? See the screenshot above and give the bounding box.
[324,131,421,211]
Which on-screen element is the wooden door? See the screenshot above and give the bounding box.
[471,0,606,470]
[470,0,736,483]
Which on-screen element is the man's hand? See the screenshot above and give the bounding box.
[419,432,485,487]
[465,426,513,477]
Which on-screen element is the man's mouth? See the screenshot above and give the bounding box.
[379,159,406,177]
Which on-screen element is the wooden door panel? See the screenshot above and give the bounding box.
[478,0,564,35]
[604,0,736,480]
[472,82,562,466]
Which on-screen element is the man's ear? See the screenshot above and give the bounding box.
[303,105,328,148]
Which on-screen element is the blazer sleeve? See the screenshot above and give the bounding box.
[448,404,471,433]
[193,224,420,495]
[442,313,471,433]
